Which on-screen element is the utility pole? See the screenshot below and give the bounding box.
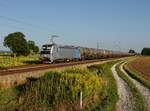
[117,42,121,52]
[50,35,59,44]
[114,42,121,52]
[97,42,99,50]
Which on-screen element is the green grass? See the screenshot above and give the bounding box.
[0,88,20,110]
[0,61,119,111]
[0,67,103,111]
[0,54,40,68]
[124,64,150,89]
[116,62,148,111]
[84,61,119,111]
[0,88,19,104]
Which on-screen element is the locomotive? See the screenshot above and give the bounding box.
[40,43,81,63]
[40,43,130,63]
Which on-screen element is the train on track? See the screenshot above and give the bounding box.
[40,43,131,63]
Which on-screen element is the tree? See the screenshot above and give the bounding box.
[34,46,39,54]
[141,47,150,55]
[27,40,39,54]
[28,40,35,50]
[129,49,135,54]
[4,32,30,56]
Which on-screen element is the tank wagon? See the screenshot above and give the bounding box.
[80,47,130,60]
[40,43,131,63]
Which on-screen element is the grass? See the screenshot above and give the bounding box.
[84,61,119,111]
[124,63,150,89]
[116,62,148,111]
[0,61,119,111]
[0,67,103,111]
[0,54,40,68]
[0,88,19,104]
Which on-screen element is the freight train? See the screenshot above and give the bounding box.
[40,43,130,63]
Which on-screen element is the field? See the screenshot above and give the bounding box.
[128,56,150,81]
[0,54,40,68]
[0,61,118,111]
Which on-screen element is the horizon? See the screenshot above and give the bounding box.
[0,0,150,53]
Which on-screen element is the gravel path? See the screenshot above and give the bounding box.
[120,63,150,111]
[111,63,134,111]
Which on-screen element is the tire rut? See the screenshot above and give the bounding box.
[120,63,150,111]
[111,63,134,111]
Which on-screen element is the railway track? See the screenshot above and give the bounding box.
[0,59,112,76]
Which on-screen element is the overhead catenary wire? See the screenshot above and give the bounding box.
[0,15,58,33]
[0,15,62,36]
[0,15,99,48]
[0,15,51,31]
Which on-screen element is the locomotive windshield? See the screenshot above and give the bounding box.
[42,44,53,50]
[40,51,50,54]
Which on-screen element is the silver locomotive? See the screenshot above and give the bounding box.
[40,43,81,63]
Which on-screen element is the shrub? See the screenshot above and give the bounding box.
[141,47,150,55]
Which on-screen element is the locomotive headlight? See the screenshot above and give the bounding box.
[43,54,47,57]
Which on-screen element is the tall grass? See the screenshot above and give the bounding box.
[0,67,103,111]
[84,61,119,111]
[0,61,119,111]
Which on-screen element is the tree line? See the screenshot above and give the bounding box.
[141,48,150,56]
[4,32,39,56]
[129,48,150,56]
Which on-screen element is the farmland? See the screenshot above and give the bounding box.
[127,57,150,81]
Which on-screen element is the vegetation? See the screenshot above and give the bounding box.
[116,62,148,111]
[141,47,150,55]
[3,32,39,56]
[86,61,119,111]
[4,32,30,56]
[124,64,150,89]
[0,61,119,111]
[129,49,135,54]
[27,40,39,54]
[127,57,150,81]
[0,67,102,110]
[0,55,40,68]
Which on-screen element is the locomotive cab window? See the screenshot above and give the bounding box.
[40,51,50,54]
[42,45,52,50]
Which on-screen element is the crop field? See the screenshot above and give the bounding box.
[0,54,40,68]
[128,57,150,81]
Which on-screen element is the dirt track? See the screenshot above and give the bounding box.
[120,63,150,110]
[111,63,134,111]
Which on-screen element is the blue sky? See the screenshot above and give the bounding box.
[0,0,150,52]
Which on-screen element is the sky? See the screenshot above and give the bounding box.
[0,0,150,53]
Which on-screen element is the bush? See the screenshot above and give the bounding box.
[141,47,150,55]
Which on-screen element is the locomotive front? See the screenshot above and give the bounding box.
[40,44,54,63]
